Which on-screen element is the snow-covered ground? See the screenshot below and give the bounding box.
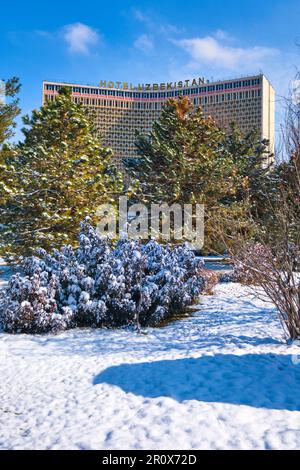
[1,281,300,450]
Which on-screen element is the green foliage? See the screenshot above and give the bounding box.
[126,96,230,205]
[0,87,123,259]
[222,124,274,208]
[0,77,21,146]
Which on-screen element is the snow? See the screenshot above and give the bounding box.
[198,256,232,272]
[1,282,300,450]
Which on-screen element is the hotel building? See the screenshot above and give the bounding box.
[42,74,275,168]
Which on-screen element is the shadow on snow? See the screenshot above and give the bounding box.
[93,353,300,411]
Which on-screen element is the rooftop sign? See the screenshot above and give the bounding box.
[99,77,206,91]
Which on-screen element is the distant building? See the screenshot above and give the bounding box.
[43,74,275,168]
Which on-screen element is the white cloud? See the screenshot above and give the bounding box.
[63,23,99,54]
[159,23,184,36]
[214,29,233,42]
[174,35,278,70]
[132,9,148,22]
[35,30,53,39]
[134,34,153,53]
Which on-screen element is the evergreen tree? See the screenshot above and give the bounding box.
[222,124,274,208]
[125,96,234,206]
[0,77,21,255]
[0,87,123,259]
[0,77,21,146]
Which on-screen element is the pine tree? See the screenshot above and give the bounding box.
[0,87,123,259]
[0,77,21,146]
[222,123,274,208]
[0,77,21,256]
[125,96,233,206]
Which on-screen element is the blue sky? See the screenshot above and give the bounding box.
[1,0,300,142]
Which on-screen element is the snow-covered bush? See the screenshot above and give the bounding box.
[0,272,75,333]
[0,221,205,333]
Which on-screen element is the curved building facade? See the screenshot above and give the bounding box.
[43,74,275,168]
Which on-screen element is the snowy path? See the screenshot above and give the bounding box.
[1,283,300,449]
